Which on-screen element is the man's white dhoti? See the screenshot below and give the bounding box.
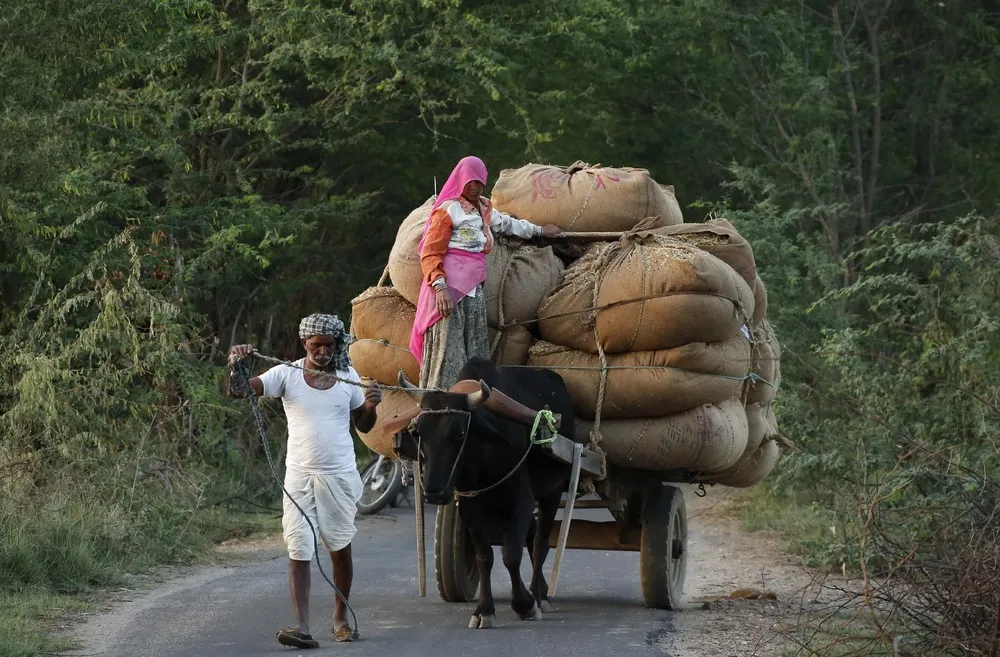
[282,470,363,560]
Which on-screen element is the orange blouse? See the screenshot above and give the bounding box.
[419,197,541,287]
[419,208,456,286]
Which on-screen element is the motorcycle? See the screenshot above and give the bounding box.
[356,454,413,515]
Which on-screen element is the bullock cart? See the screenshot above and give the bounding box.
[391,411,691,611]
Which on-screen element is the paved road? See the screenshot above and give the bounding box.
[75,502,689,657]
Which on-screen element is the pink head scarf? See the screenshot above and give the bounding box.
[417,156,490,253]
[432,155,488,213]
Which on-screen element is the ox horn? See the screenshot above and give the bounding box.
[397,371,424,403]
[466,379,491,409]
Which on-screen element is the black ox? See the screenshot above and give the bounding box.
[398,356,575,629]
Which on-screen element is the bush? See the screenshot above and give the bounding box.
[747,216,1000,655]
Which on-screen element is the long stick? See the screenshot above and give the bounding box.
[549,442,583,597]
[557,231,625,241]
[414,463,426,597]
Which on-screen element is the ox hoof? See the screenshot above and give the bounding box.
[539,599,554,613]
[519,603,542,621]
[469,614,494,629]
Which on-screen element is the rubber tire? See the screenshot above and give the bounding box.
[640,485,688,610]
[356,458,403,515]
[433,501,480,602]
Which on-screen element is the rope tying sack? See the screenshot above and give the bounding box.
[510,362,756,381]
[487,239,518,358]
[352,337,413,354]
[565,163,600,231]
[557,228,758,458]
[588,244,612,453]
[535,228,754,355]
[505,290,746,331]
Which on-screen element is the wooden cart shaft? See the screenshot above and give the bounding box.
[538,432,605,479]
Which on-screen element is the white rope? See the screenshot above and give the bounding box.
[246,351,442,393]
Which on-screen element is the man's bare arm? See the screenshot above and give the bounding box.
[351,382,382,433]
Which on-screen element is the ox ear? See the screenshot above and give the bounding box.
[398,371,423,403]
[466,379,491,409]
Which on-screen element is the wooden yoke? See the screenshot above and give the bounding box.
[381,404,421,435]
[450,379,563,429]
[380,379,562,435]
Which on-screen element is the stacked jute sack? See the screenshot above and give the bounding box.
[526,213,788,487]
[349,162,788,487]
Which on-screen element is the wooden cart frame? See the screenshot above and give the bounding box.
[430,431,690,611]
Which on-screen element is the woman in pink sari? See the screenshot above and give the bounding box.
[409,156,563,389]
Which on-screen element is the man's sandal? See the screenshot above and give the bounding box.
[276,627,319,649]
[333,624,358,642]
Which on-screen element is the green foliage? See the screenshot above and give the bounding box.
[2,0,1000,653]
[768,215,1000,522]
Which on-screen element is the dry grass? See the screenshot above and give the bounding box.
[763,448,1000,657]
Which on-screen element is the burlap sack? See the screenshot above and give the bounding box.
[711,438,781,488]
[745,321,781,405]
[387,196,434,305]
[526,337,751,419]
[723,402,778,474]
[538,235,755,354]
[488,325,534,366]
[356,390,417,458]
[348,287,419,385]
[485,236,564,329]
[349,340,418,388]
[490,162,683,232]
[645,219,757,286]
[576,399,748,472]
[751,276,768,328]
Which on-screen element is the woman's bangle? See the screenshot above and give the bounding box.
[432,277,447,291]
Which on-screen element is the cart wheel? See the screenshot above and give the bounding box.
[433,500,480,602]
[640,485,688,610]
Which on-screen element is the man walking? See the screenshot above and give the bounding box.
[227,313,381,649]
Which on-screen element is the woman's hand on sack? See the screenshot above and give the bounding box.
[228,343,256,366]
[541,224,565,238]
[435,288,454,318]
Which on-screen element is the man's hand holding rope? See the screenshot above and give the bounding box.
[353,380,382,433]
[227,344,259,397]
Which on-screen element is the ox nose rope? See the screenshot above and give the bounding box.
[414,409,472,499]
[419,407,558,499]
[230,359,361,641]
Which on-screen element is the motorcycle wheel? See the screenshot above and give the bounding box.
[357,456,403,515]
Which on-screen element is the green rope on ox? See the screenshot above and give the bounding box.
[530,409,558,445]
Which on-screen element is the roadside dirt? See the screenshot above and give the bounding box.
[658,485,830,657]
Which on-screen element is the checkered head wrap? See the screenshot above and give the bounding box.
[298,313,353,371]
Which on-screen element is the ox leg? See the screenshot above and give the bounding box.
[523,525,548,604]
[529,490,561,612]
[467,525,496,629]
[504,495,540,621]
